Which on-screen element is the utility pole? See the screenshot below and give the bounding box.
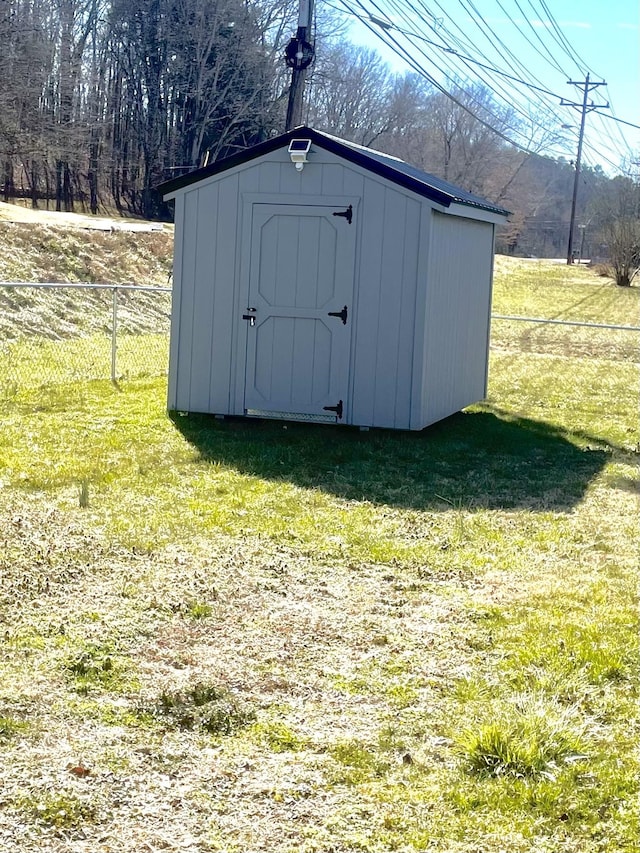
[561,74,608,264]
[284,0,315,131]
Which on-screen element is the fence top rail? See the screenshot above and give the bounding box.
[492,314,640,333]
[0,281,171,294]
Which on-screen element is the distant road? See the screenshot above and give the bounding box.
[0,201,170,233]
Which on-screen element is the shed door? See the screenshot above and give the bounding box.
[243,203,356,421]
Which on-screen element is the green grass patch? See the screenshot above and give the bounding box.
[0,715,29,742]
[14,790,98,829]
[63,641,138,696]
[329,739,390,785]
[0,257,637,851]
[455,697,588,779]
[251,719,309,752]
[146,683,256,735]
[492,256,638,323]
[0,331,168,393]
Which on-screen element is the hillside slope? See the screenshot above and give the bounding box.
[0,218,175,340]
[0,220,174,285]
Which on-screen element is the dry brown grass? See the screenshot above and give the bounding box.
[0,488,474,852]
[0,221,173,285]
[0,200,173,231]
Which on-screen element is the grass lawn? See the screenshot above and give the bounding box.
[0,258,638,852]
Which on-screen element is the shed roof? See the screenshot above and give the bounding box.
[159,126,510,217]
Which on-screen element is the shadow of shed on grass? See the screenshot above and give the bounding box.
[171,408,608,513]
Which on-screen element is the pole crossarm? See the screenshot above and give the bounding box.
[560,100,609,112]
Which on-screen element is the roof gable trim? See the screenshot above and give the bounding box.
[158,126,509,218]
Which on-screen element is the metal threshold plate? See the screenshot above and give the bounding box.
[245,408,337,424]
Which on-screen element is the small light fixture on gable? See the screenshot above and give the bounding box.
[288,139,312,171]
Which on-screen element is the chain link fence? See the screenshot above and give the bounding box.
[0,283,638,446]
[0,283,171,398]
[488,313,639,451]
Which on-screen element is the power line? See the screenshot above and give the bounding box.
[592,111,640,132]
[335,0,574,152]
[340,0,564,146]
[493,0,569,74]
[532,0,602,79]
[330,0,637,169]
[347,0,576,127]
[443,0,569,85]
[340,0,534,147]
[337,0,582,102]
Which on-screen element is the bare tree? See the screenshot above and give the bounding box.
[592,175,640,286]
[603,217,640,286]
[307,43,400,147]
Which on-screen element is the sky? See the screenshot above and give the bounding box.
[339,0,639,173]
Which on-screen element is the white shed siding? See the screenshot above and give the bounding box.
[169,151,372,417]
[420,211,494,425]
[188,183,221,412]
[169,176,242,413]
[170,190,198,411]
[172,180,239,414]
[351,180,421,429]
[209,175,242,413]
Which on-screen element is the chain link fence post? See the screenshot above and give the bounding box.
[111,286,118,383]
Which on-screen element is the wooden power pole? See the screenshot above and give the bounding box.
[561,74,608,265]
[284,0,315,131]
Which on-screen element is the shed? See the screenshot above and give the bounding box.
[159,126,509,430]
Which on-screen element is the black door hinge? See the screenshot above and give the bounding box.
[332,205,353,224]
[327,305,348,324]
[323,400,343,419]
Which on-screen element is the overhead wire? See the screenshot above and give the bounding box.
[591,92,637,164]
[438,0,568,88]
[521,0,634,164]
[592,112,640,132]
[428,0,636,164]
[532,0,600,76]
[329,0,637,169]
[382,0,557,96]
[438,2,632,162]
[382,0,578,140]
[429,0,600,144]
[507,0,571,73]
[342,0,530,139]
[337,0,573,153]
[356,0,565,144]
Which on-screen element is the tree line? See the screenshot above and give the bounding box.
[0,0,637,269]
[0,0,294,218]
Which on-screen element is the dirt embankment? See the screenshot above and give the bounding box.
[0,205,175,339]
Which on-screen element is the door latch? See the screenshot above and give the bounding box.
[327,305,348,325]
[242,308,256,327]
[332,205,353,224]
